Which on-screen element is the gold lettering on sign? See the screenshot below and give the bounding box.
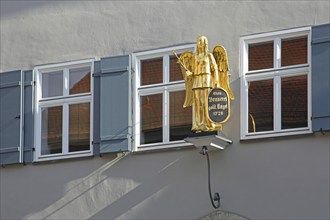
[208,104,228,111]
[208,97,228,102]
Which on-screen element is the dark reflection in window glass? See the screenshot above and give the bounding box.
[141,94,163,144]
[42,71,63,98]
[170,91,194,141]
[281,36,307,67]
[170,55,184,81]
[41,106,63,155]
[248,41,274,71]
[141,58,163,85]
[282,75,307,129]
[69,103,90,152]
[248,79,274,132]
[69,67,91,95]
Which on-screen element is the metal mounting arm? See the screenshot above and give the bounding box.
[200,146,221,209]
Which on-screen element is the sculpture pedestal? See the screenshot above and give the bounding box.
[184,134,232,150]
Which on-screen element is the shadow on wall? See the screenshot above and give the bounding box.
[23,152,187,220]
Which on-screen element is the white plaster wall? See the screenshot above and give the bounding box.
[1,0,329,80]
[1,1,329,220]
[1,132,329,219]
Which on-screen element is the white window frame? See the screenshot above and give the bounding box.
[34,59,94,161]
[240,26,312,140]
[132,44,195,152]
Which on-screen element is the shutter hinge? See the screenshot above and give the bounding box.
[92,73,101,78]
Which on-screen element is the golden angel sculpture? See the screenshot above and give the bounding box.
[175,36,234,132]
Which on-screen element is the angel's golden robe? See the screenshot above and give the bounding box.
[178,36,234,132]
[193,53,218,89]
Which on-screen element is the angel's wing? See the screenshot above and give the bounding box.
[212,45,234,100]
[179,51,194,107]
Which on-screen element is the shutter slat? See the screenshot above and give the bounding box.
[0,147,19,154]
[0,81,20,89]
[101,66,129,74]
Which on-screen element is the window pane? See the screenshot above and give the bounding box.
[69,103,90,152]
[42,71,63,98]
[248,79,274,132]
[170,55,184,81]
[141,58,163,85]
[41,106,62,155]
[141,94,162,144]
[248,41,274,71]
[281,36,307,67]
[282,75,307,129]
[170,91,194,141]
[69,67,91,95]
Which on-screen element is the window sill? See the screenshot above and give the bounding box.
[135,141,194,152]
[34,150,93,162]
[240,127,312,140]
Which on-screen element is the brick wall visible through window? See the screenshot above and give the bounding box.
[241,27,311,139]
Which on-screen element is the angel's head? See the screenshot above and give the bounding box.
[196,36,208,54]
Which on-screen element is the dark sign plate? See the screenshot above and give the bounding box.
[208,88,229,123]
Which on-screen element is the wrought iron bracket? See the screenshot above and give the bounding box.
[184,134,232,209]
[200,146,221,209]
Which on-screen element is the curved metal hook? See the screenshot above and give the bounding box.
[200,146,221,209]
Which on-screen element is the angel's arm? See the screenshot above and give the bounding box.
[179,52,194,107]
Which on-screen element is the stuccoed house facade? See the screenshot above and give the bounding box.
[1,1,329,220]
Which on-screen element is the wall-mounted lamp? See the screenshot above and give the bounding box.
[184,134,232,209]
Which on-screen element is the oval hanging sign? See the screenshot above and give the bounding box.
[208,88,230,123]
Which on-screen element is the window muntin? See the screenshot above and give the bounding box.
[241,27,311,139]
[134,44,195,151]
[35,60,93,161]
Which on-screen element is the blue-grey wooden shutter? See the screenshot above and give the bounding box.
[98,55,131,153]
[312,23,330,132]
[0,70,33,165]
[23,70,34,163]
[93,60,101,155]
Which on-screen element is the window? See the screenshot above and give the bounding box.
[34,59,94,161]
[240,27,311,139]
[133,44,196,151]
